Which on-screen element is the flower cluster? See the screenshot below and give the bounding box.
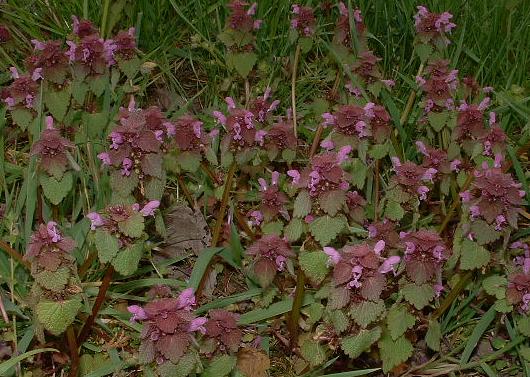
[507,244,530,313]
[128,288,207,365]
[98,101,169,180]
[247,235,295,287]
[416,60,458,113]
[263,120,297,155]
[461,165,524,232]
[414,6,456,45]
[390,157,437,201]
[327,242,400,307]
[31,117,74,179]
[416,141,459,176]
[257,171,288,221]
[26,222,76,274]
[2,66,40,110]
[288,146,351,202]
[66,18,137,76]
[26,40,70,83]
[203,309,242,353]
[226,1,262,33]
[172,114,211,153]
[399,230,448,291]
[334,2,365,46]
[291,5,316,37]
[322,102,392,144]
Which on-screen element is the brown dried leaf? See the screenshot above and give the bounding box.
[236,348,270,377]
[159,204,211,259]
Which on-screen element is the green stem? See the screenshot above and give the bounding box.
[288,269,305,348]
[291,44,301,138]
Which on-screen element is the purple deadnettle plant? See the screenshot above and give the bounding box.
[247,234,295,287]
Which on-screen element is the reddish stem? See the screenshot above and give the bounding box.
[67,326,80,377]
[0,240,30,270]
[77,265,114,345]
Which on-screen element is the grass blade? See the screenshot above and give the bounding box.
[460,306,496,364]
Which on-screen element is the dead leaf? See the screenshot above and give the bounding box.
[237,348,270,377]
[158,204,211,259]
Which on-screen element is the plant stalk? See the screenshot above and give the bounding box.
[0,240,30,270]
[77,265,114,345]
[67,326,80,377]
[291,44,301,138]
[288,269,305,348]
[399,63,424,127]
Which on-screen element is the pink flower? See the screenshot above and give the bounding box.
[304,214,314,223]
[469,205,480,219]
[381,79,395,88]
[378,256,400,274]
[225,97,236,110]
[140,200,160,216]
[45,116,54,130]
[176,287,196,311]
[188,317,207,334]
[337,145,352,164]
[212,111,227,125]
[9,67,19,79]
[249,210,263,226]
[31,39,46,50]
[255,130,267,146]
[46,221,62,243]
[363,102,375,118]
[321,112,336,126]
[373,240,386,255]
[86,212,104,230]
[417,185,429,200]
[450,159,461,172]
[320,139,335,150]
[422,168,438,182]
[287,169,300,185]
[121,158,133,176]
[164,122,176,137]
[323,247,341,266]
[98,152,111,166]
[127,305,147,322]
[31,68,43,81]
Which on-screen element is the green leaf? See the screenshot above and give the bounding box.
[90,75,107,96]
[44,86,71,121]
[261,221,283,236]
[282,148,296,163]
[238,294,314,325]
[109,170,139,195]
[226,52,257,78]
[349,159,368,189]
[159,352,197,377]
[341,327,382,359]
[319,190,346,216]
[0,348,58,375]
[369,143,389,159]
[460,306,496,364]
[94,230,120,264]
[40,172,73,205]
[470,220,501,245]
[402,283,435,310]
[35,297,82,335]
[517,316,530,337]
[71,79,88,104]
[284,218,304,242]
[118,56,140,78]
[427,111,449,132]
[384,201,404,221]
[387,305,415,340]
[350,300,385,328]
[188,247,223,291]
[177,151,202,172]
[305,302,324,326]
[112,243,144,276]
[378,333,413,373]
[309,215,347,246]
[300,339,326,367]
[299,37,313,53]
[425,320,441,351]
[331,309,349,333]
[34,267,70,292]
[202,354,236,377]
[415,43,433,62]
[460,239,490,270]
[520,346,530,362]
[299,251,329,284]
[482,275,507,299]
[493,298,512,313]
[84,112,108,139]
[11,108,34,130]
[293,190,312,218]
[118,211,145,238]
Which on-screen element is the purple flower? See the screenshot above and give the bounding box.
[249,210,263,226]
[324,247,341,266]
[287,169,300,185]
[320,139,335,150]
[86,212,105,230]
[128,305,147,322]
[188,317,207,334]
[378,256,401,274]
[98,152,111,166]
[176,288,196,311]
[121,158,133,176]
[46,221,62,243]
[373,240,386,255]
[140,200,160,217]
[417,185,429,200]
